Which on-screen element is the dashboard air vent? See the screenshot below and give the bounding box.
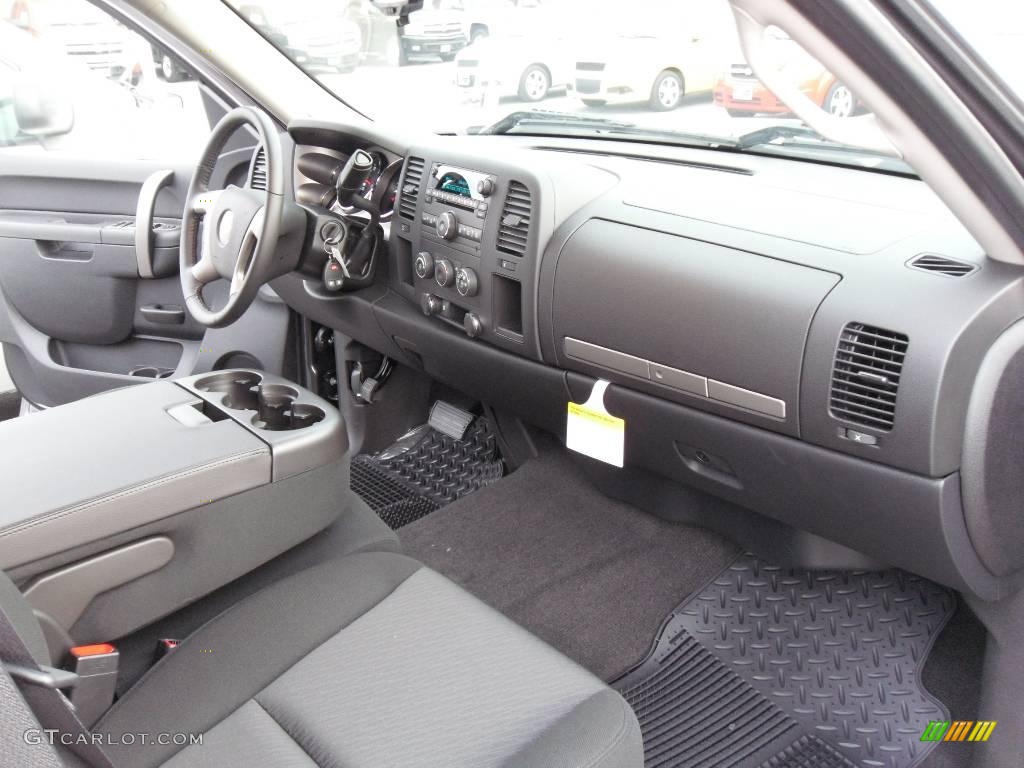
[497,181,531,257]
[249,146,267,191]
[829,323,909,432]
[399,156,424,220]
[908,253,977,278]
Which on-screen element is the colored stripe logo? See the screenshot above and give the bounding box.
[921,721,997,742]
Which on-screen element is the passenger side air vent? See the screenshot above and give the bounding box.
[399,156,424,220]
[249,146,267,191]
[497,181,531,257]
[908,253,977,278]
[829,323,909,432]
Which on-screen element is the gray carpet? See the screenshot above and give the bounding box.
[400,451,741,681]
[918,603,987,768]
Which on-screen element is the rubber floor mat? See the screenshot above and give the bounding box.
[351,417,504,529]
[614,553,955,768]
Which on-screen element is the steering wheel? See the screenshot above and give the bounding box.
[181,106,296,327]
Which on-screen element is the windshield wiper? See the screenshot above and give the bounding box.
[479,110,636,135]
[736,124,881,155]
[479,110,735,149]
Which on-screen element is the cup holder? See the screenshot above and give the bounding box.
[251,386,325,432]
[128,366,175,379]
[193,373,325,432]
[194,371,263,411]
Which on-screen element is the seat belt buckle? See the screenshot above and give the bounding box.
[68,643,119,727]
[155,638,181,661]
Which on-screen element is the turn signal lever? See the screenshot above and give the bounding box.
[336,149,375,213]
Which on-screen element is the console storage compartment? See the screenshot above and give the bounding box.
[0,372,347,642]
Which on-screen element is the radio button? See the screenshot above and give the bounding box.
[436,211,458,241]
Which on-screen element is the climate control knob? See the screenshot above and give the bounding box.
[414,251,434,279]
[435,211,458,241]
[434,258,455,288]
[464,312,483,338]
[455,267,478,297]
[420,293,442,316]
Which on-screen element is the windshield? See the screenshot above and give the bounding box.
[220,0,1013,170]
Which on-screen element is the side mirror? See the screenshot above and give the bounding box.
[12,71,73,138]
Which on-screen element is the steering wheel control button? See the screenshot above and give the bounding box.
[414,251,435,279]
[455,267,478,297]
[464,313,483,338]
[420,293,442,316]
[434,258,455,287]
[436,211,458,241]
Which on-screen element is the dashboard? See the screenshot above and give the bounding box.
[272,120,1024,602]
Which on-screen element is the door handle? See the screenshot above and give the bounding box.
[140,304,185,325]
[135,169,175,278]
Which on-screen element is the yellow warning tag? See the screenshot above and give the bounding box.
[566,381,624,467]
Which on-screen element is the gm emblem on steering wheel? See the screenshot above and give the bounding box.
[217,210,235,246]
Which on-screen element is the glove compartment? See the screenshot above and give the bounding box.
[549,219,839,436]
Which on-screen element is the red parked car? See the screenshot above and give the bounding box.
[714,33,860,119]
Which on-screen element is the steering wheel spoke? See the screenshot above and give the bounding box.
[180,106,287,329]
[230,207,265,297]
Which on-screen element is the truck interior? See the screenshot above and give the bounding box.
[1,0,1023,767]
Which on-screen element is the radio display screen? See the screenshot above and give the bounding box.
[437,171,473,198]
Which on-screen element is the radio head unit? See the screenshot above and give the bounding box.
[426,164,496,210]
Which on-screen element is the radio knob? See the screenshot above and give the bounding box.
[455,267,478,297]
[477,178,494,197]
[436,211,458,241]
[414,251,434,279]
[464,312,483,338]
[434,258,455,288]
[420,293,442,316]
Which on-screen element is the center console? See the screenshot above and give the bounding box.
[0,371,347,648]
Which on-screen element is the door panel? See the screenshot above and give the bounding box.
[0,151,291,408]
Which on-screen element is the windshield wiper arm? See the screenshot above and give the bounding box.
[736,125,826,149]
[479,110,736,149]
[478,110,636,135]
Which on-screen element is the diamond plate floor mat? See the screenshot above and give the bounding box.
[614,553,955,768]
[351,417,504,529]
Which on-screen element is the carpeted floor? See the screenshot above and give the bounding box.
[400,451,741,681]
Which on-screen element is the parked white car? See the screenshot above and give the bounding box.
[454,32,571,103]
[571,0,732,111]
